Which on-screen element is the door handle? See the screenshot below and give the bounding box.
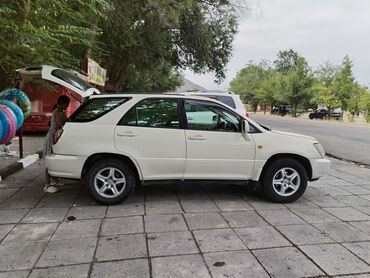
[188,135,206,141]
[117,132,137,137]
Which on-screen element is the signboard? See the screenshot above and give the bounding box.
[87,58,107,86]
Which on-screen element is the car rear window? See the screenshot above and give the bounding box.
[69,97,130,122]
[52,69,93,92]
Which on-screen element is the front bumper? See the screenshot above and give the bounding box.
[310,157,331,180]
[45,154,86,179]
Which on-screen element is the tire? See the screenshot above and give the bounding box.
[309,114,314,120]
[261,158,308,203]
[85,158,136,205]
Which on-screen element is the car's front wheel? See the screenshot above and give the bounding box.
[261,158,308,203]
[85,159,136,205]
[309,114,314,119]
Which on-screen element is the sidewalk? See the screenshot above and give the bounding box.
[1,157,370,277]
[0,134,44,179]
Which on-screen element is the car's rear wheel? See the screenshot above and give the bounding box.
[261,158,307,203]
[85,159,136,205]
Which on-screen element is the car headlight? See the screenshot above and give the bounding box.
[313,143,325,158]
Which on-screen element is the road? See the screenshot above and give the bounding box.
[251,114,370,165]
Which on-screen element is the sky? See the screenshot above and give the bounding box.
[184,0,370,90]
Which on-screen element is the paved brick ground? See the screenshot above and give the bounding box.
[0,159,370,277]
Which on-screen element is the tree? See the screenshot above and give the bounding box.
[333,55,357,115]
[274,49,299,74]
[282,57,314,117]
[313,62,341,116]
[0,0,111,88]
[229,61,270,112]
[99,0,238,91]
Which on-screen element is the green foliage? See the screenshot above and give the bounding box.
[0,0,111,86]
[274,49,299,74]
[100,0,238,91]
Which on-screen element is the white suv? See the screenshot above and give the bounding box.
[46,94,330,205]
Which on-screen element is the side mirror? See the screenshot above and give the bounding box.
[242,120,251,141]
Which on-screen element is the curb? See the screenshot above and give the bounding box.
[0,150,42,181]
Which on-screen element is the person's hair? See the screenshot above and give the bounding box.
[57,95,70,106]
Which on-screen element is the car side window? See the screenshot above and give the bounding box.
[118,98,180,129]
[184,100,240,132]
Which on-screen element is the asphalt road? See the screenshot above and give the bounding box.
[251,114,370,165]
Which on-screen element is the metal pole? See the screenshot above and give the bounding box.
[15,75,23,158]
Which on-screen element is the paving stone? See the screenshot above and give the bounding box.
[340,186,370,195]
[29,264,90,278]
[253,247,324,278]
[21,207,69,223]
[317,184,353,196]
[305,195,347,208]
[314,222,370,242]
[2,223,58,245]
[343,242,370,264]
[0,224,14,241]
[235,226,291,249]
[180,199,219,212]
[284,197,318,209]
[334,275,370,278]
[204,250,269,278]
[258,209,306,225]
[0,187,44,209]
[244,198,287,210]
[0,242,46,271]
[0,270,30,278]
[213,198,254,211]
[300,243,370,276]
[324,207,370,221]
[193,229,246,252]
[184,213,228,230]
[348,221,370,234]
[66,205,106,220]
[101,216,143,236]
[52,219,101,240]
[276,224,334,245]
[96,234,146,261]
[291,208,341,223]
[106,202,144,217]
[148,231,198,257]
[145,214,187,233]
[37,238,97,267]
[145,199,183,214]
[222,211,268,228]
[152,254,211,278]
[36,193,77,208]
[335,195,370,207]
[0,188,18,200]
[323,177,355,186]
[0,209,29,224]
[91,259,150,278]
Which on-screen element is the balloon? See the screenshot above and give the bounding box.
[0,106,10,143]
[0,88,32,119]
[0,100,24,129]
[0,105,17,144]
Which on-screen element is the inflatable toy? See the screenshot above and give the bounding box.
[0,100,24,129]
[0,106,9,143]
[0,88,31,119]
[0,105,17,144]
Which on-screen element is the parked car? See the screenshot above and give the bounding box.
[46,94,330,205]
[17,65,100,132]
[272,105,292,116]
[172,91,250,117]
[309,109,340,120]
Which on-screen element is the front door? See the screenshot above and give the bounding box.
[115,98,186,180]
[183,99,255,180]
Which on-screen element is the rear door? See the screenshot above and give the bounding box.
[114,98,186,180]
[183,99,255,180]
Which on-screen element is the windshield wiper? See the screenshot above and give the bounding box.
[259,124,271,131]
